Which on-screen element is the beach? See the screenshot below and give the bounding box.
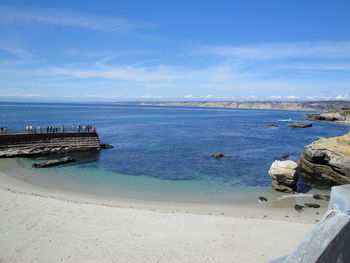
[0,164,322,263]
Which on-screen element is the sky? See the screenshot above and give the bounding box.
[0,0,350,102]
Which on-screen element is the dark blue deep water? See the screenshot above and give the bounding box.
[0,102,349,203]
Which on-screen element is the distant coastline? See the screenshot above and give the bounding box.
[136,100,350,112]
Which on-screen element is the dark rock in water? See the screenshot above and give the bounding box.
[294,204,304,212]
[298,132,350,186]
[281,154,289,159]
[100,144,113,149]
[211,153,224,159]
[304,203,321,208]
[263,124,278,127]
[259,196,268,202]
[288,122,313,128]
[313,194,330,201]
[32,157,75,168]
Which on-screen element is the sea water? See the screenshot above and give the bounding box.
[0,102,348,204]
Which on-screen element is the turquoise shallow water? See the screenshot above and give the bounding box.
[0,102,348,204]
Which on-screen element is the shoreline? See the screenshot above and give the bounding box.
[0,158,328,223]
[0,163,322,263]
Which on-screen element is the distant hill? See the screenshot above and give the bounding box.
[135,101,350,112]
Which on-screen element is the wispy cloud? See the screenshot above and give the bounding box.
[0,44,32,58]
[197,41,350,59]
[0,5,153,32]
[49,65,182,82]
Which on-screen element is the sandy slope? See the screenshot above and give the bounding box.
[0,186,316,263]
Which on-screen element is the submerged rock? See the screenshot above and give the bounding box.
[258,196,268,202]
[298,132,350,186]
[281,154,290,159]
[263,124,278,127]
[313,194,330,201]
[211,153,224,159]
[32,157,75,168]
[304,203,321,208]
[100,144,113,149]
[288,122,313,128]
[294,204,304,212]
[269,160,298,193]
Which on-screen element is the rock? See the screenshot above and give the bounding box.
[259,196,268,202]
[100,144,113,149]
[298,132,350,186]
[304,203,321,208]
[263,124,278,127]
[288,122,313,128]
[307,112,346,122]
[269,160,298,193]
[294,204,304,212]
[211,153,224,159]
[313,194,330,201]
[281,154,289,159]
[32,157,75,168]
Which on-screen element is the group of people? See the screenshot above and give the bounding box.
[0,125,97,135]
[24,125,96,134]
[72,125,96,133]
[0,127,7,134]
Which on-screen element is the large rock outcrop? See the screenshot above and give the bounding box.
[307,112,346,122]
[269,160,298,193]
[298,132,350,186]
[288,122,312,128]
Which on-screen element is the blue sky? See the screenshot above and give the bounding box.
[0,0,349,101]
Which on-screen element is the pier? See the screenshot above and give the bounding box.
[0,128,101,157]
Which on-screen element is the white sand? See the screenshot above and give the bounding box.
[0,169,319,263]
[0,188,315,263]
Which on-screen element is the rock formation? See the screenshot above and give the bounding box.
[268,160,298,193]
[100,144,114,149]
[307,107,350,124]
[263,124,278,127]
[298,132,350,186]
[32,157,75,168]
[307,112,347,122]
[288,122,312,128]
[211,153,224,159]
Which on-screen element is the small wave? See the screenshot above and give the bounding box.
[277,193,313,200]
[278,119,293,122]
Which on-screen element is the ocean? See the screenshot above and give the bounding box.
[0,102,348,204]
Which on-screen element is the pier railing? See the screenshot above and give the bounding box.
[268,184,350,263]
[0,127,96,135]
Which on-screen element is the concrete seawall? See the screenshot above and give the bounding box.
[0,132,101,157]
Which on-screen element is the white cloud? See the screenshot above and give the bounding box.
[197,41,350,59]
[269,95,282,99]
[0,93,47,98]
[0,44,32,58]
[50,66,181,82]
[0,5,153,32]
[285,95,301,99]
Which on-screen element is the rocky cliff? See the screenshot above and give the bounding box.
[307,108,350,124]
[0,132,101,157]
[138,101,350,112]
[298,132,350,186]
